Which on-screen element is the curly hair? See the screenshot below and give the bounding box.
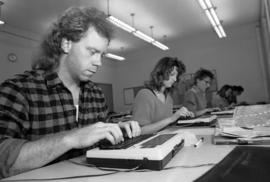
[193,68,214,84]
[145,57,186,93]
[32,7,114,70]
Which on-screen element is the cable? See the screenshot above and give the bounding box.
[0,161,216,182]
[0,171,119,182]
[68,159,141,172]
[0,161,141,182]
[132,163,216,172]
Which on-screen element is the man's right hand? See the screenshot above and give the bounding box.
[64,122,125,149]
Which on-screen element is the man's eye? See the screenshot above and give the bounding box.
[89,50,97,56]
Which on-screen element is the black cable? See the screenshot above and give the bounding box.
[68,159,141,172]
[0,171,119,182]
[0,161,141,182]
[0,161,216,182]
[130,163,216,172]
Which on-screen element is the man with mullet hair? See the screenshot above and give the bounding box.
[0,7,141,178]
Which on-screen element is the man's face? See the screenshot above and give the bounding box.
[196,76,212,92]
[64,27,109,82]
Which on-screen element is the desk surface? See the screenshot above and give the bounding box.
[3,127,235,182]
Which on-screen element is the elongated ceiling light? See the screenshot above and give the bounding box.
[107,15,169,50]
[105,53,125,61]
[197,0,226,38]
[0,1,5,25]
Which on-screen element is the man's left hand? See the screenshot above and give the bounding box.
[118,120,141,138]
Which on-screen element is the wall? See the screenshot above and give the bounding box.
[1,22,268,114]
[113,22,268,112]
[0,27,117,103]
[0,28,38,82]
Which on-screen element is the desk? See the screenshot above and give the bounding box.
[2,127,235,182]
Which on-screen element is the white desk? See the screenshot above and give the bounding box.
[3,127,235,182]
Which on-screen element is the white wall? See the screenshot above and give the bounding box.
[0,28,117,84]
[113,22,268,112]
[0,29,37,82]
[1,22,267,113]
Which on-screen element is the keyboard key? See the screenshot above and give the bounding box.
[99,134,154,150]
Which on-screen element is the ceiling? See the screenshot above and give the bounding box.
[0,0,261,55]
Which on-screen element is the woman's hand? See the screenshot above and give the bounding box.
[175,106,195,118]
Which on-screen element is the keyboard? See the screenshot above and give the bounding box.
[178,115,195,120]
[87,133,184,170]
[99,134,154,150]
[177,114,218,126]
[98,134,177,150]
[140,134,176,148]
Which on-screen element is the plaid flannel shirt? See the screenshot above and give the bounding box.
[0,69,108,178]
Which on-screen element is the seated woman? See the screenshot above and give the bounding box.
[132,57,194,135]
[183,68,219,116]
[211,84,233,110]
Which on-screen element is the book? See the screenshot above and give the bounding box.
[212,127,270,145]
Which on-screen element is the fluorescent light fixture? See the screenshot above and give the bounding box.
[152,41,169,51]
[105,53,125,61]
[0,1,4,25]
[197,0,226,38]
[133,30,155,43]
[107,15,169,50]
[107,15,135,33]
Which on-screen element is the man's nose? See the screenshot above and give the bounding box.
[93,54,102,66]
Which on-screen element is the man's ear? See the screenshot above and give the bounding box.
[61,38,72,54]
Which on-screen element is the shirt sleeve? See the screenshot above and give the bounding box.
[132,89,154,126]
[0,81,29,178]
[183,90,197,112]
[0,138,27,178]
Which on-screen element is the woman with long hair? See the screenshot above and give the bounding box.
[132,57,194,135]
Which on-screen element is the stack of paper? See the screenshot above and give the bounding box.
[220,127,270,139]
[234,104,270,128]
[213,126,270,145]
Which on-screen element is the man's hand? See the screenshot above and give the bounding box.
[118,120,141,138]
[65,122,126,149]
[175,106,195,118]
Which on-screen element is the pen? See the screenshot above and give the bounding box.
[194,137,204,148]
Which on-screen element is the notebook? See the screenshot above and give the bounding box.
[194,146,270,182]
[212,127,270,145]
[176,115,217,127]
[86,133,184,170]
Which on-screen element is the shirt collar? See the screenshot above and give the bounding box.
[45,70,96,90]
[45,70,63,89]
